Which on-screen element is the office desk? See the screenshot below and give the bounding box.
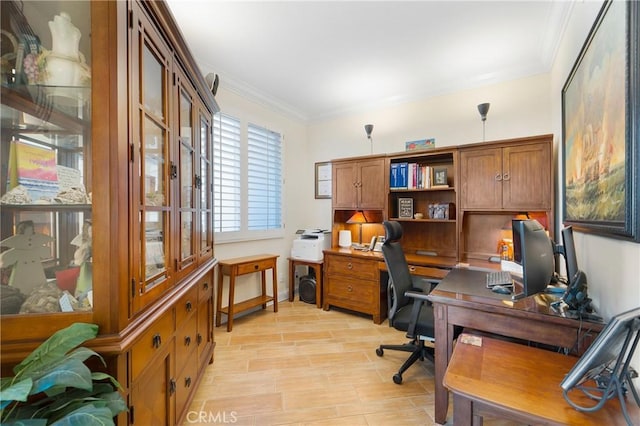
[444,333,639,425]
[428,268,605,424]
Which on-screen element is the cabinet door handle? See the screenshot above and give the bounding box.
[186,301,193,312]
[495,173,502,181]
[169,379,176,395]
[197,333,203,345]
[185,336,191,346]
[185,377,192,388]
[502,172,510,181]
[152,333,162,348]
[203,281,209,290]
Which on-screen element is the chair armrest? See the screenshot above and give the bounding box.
[404,291,432,339]
[405,290,430,302]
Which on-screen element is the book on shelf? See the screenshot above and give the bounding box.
[8,140,59,202]
[397,162,408,189]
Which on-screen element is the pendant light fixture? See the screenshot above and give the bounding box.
[364,124,374,154]
[477,103,490,141]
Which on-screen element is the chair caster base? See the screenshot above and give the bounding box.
[393,373,403,384]
[376,347,383,357]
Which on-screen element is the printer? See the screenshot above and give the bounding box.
[291,229,331,262]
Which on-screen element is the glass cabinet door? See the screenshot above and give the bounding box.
[130,5,173,314]
[176,75,196,276]
[198,109,214,261]
[1,1,92,316]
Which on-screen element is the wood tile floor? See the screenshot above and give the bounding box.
[185,301,521,425]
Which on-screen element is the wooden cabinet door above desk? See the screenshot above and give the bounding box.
[332,158,386,210]
[460,136,552,211]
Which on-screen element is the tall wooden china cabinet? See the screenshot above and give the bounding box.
[0,1,218,424]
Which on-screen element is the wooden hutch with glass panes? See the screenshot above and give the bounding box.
[0,1,218,424]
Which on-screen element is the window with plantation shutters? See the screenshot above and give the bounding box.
[247,123,282,230]
[213,113,241,233]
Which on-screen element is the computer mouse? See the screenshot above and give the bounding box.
[491,285,512,295]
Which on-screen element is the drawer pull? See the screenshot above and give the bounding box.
[197,333,203,345]
[254,264,259,270]
[409,266,416,272]
[347,263,353,270]
[185,377,192,388]
[203,281,209,290]
[152,333,162,349]
[347,285,353,292]
[186,301,193,312]
[185,336,191,346]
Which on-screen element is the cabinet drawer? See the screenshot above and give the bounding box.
[326,256,377,280]
[326,276,375,307]
[131,310,173,380]
[235,259,275,275]
[175,313,198,368]
[175,350,199,423]
[198,275,213,303]
[176,285,198,327]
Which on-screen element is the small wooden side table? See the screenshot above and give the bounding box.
[216,254,279,332]
[288,258,323,308]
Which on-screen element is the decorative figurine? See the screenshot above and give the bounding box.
[0,220,53,295]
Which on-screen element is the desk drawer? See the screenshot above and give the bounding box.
[235,258,275,275]
[407,265,450,280]
[326,276,374,307]
[326,256,377,280]
[131,309,173,380]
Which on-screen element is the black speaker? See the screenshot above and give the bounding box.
[299,275,316,304]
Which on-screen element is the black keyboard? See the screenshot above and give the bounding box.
[486,271,513,288]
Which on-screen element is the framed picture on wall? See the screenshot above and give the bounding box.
[315,161,332,199]
[561,0,639,242]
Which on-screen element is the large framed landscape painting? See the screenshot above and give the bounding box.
[562,0,639,242]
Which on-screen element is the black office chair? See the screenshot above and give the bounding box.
[375,220,439,384]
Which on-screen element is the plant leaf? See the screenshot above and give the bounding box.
[1,418,48,425]
[30,359,92,396]
[0,378,33,409]
[14,324,98,378]
[48,404,115,426]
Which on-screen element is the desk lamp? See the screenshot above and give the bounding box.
[347,210,368,245]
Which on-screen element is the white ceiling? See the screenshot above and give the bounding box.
[166,1,573,122]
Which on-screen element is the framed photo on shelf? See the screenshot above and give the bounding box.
[432,167,448,187]
[315,161,332,199]
[398,198,414,218]
[561,0,639,242]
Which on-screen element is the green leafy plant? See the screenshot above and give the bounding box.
[0,322,127,425]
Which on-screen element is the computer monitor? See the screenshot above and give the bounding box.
[560,307,640,423]
[561,226,579,285]
[511,219,554,300]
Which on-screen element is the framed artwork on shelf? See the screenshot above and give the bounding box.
[315,161,332,199]
[398,197,414,218]
[432,166,448,187]
[561,0,639,242]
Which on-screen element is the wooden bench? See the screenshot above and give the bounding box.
[443,333,640,425]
